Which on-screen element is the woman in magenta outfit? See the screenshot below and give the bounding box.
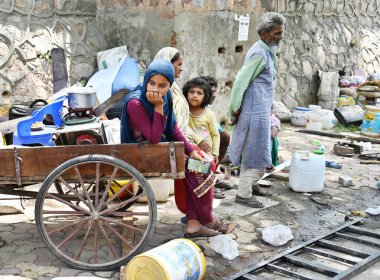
[121,59,233,237]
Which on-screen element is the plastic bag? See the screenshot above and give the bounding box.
[261,224,294,246]
[210,235,239,260]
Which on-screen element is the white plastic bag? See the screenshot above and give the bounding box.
[97,45,129,70]
[210,235,239,260]
[261,224,294,246]
[365,206,380,215]
[102,119,121,144]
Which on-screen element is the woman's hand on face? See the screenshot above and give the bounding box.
[146,91,164,107]
[189,150,204,163]
[198,140,211,154]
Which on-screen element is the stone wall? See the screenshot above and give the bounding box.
[0,0,379,121]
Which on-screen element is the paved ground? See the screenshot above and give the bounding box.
[0,124,379,279]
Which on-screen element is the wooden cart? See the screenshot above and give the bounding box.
[0,142,185,271]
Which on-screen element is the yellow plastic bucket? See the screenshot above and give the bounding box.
[126,238,206,280]
[337,95,355,108]
[108,180,134,199]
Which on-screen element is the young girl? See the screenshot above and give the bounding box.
[183,77,220,165]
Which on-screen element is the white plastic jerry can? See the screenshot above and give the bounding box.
[289,150,325,192]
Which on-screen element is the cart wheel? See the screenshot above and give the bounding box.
[35,154,157,271]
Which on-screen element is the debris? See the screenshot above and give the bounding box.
[339,175,355,187]
[355,141,372,151]
[310,140,321,146]
[0,205,22,214]
[310,196,330,206]
[210,235,239,261]
[333,144,355,156]
[365,206,380,215]
[261,224,294,246]
[350,211,366,217]
[360,160,380,165]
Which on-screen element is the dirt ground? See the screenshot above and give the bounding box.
[204,124,380,279]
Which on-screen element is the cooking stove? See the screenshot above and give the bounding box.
[63,108,97,125]
[68,107,94,118]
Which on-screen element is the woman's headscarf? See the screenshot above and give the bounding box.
[153,47,180,62]
[153,47,193,142]
[120,59,176,144]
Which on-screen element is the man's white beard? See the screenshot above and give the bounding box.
[268,40,282,53]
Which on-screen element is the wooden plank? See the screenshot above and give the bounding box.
[297,129,380,144]
[0,117,29,134]
[0,142,185,184]
[93,89,128,117]
[51,48,68,93]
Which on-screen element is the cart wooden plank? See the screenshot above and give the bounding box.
[0,142,185,185]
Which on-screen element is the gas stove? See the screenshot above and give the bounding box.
[63,108,97,125]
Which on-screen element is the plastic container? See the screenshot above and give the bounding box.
[289,150,325,192]
[108,180,135,199]
[126,238,206,280]
[321,109,337,130]
[361,105,380,137]
[306,105,322,131]
[291,107,311,126]
[134,179,170,202]
[334,105,364,125]
[337,95,355,108]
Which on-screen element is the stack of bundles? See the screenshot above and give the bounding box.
[318,71,340,110]
[356,81,380,108]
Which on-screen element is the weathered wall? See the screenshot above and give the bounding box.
[0,0,379,121]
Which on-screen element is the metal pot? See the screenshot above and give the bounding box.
[67,87,97,109]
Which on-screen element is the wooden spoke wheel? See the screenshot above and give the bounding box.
[35,154,157,271]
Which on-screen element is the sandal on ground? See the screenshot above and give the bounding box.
[215,179,234,190]
[184,225,220,238]
[265,165,276,173]
[235,195,264,208]
[325,161,342,169]
[214,188,226,199]
[211,219,236,234]
[252,185,272,196]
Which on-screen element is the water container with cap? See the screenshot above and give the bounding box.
[289,150,325,192]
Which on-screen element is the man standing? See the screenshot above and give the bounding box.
[228,12,285,208]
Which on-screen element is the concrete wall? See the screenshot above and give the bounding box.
[0,0,379,121]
